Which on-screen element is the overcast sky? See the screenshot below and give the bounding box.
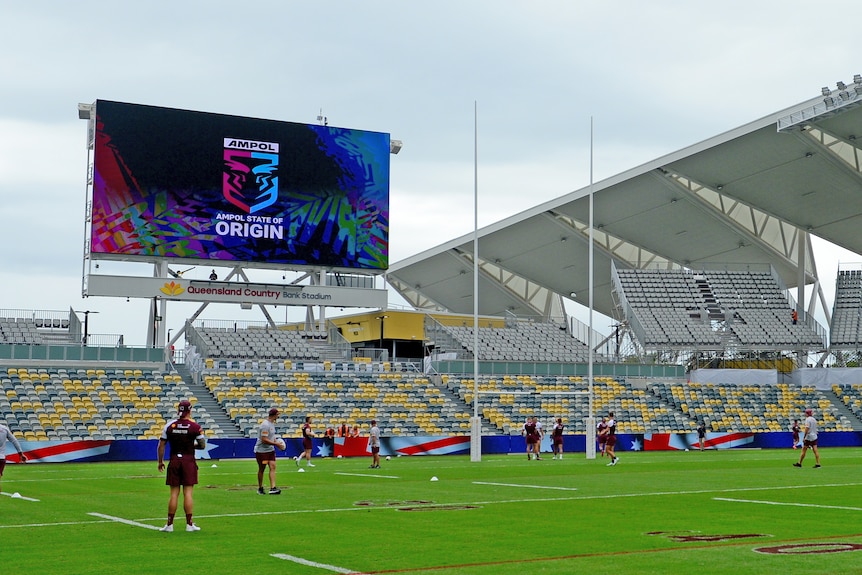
[2,1,861,346]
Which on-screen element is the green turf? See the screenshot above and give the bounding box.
[1,448,860,574]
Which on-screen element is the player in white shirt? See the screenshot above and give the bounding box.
[368,420,381,468]
[793,409,821,468]
[0,422,28,492]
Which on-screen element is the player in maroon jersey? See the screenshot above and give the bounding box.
[522,417,539,460]
[596,416,608,457]
[157,400,206,532]
[551,418,564,459]
[604,412,619,466]
[299,415,315,467]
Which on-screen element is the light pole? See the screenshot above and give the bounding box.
[79,310,99,346]
[376,315,388,358]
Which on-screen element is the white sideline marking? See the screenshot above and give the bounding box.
[714,497,862,512]
[88,512,162,530]
[334,472,399,479]
[8,482,862,531]
[271,553,356,573]
[475,481,578,491]
[571,481,862,501]
[0,519,112,529]
[0,492,39,502]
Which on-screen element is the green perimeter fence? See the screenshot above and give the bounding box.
[431,359,685,378]
[0,343,166,363]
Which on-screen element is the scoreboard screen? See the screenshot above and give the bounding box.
[90,100,390,270]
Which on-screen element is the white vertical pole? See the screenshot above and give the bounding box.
[797,229,806,365]
[586,117,597,459]
[319,269,327,333]
[471,101,482,462]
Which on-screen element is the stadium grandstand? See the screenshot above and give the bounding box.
[2,308,862,443]
[4,77,862,452]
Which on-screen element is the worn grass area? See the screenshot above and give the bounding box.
[1,448,860,574]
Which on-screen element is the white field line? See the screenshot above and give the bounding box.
[88,512,162,530]
[334,472,400,479]
[9,449,862,480]
[714,497,862,512]
[569,482,862,501]
[0,519,113,529]
[474,481,578,491]
[8,476,150,483]
[0,491,39,501]
[7,481,862,530]
[271,553,356,573]
[185,482,862,521]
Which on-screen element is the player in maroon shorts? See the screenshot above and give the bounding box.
[299,415,315,467]
[157,400,206,532]
[255,407,282,494]
[522,417,538,460]
[793,409,821,468]
[604,412,619,466]
[551,418,564,460]
[596,417,608,457]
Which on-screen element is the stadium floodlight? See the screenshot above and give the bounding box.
[779,75,862,131]
[77,103,93,120]
[390,139,403,155]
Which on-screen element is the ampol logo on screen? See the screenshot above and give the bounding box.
[223,138,279,214]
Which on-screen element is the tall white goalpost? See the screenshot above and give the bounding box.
[586,116,597,460]
[470,101,482,462]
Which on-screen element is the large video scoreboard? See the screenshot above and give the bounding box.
[90,100,390,271]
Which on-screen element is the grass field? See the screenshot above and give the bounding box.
[1,448,860,574]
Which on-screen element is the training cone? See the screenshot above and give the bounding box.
[430,476,439,482]
[11,492,22,499]
[298,468,306,473]
[211,464,218,468]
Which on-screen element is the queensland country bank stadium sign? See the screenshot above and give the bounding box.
[85,275,387,309]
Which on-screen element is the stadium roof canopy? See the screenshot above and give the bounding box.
[386,78,862,323]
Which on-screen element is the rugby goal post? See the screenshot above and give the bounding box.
[472,389,593,459]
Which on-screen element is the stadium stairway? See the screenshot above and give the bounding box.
[174,363,244,438]
[433,374,505,434]
[307,340,347,362]
[431,373,472,412]
[828,390,862,430]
